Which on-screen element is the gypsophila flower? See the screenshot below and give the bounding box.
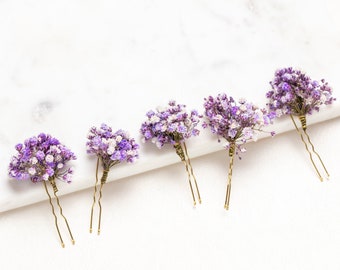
[266,67,335,117]
[203,93,274,155]
[8,133,76,183]
[140,100,202,148]
[86,123,139,170]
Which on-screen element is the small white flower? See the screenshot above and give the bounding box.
[230,121,239,129]
[31,157,38,165]
[240,104,247,111]
[28,167,36,175]
[116,135,122,142]
[57,163,64,169]
[55,155,62,162]
[127,150,136,156]
[107,146,115,155]
[168,115,177,122]
[150,115,160,124]
[161,125,167,132]
[214,115,223,121]
[108,139,117,147]
[45,154,54,163]
[50,145,61,153]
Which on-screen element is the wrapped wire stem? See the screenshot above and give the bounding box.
[87,124,139,235]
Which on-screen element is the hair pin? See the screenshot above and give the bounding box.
[140,100,202,206]
[86,124,139,234]
[8,133,76,247]
[203,93,274,210]
[266,67,335,181]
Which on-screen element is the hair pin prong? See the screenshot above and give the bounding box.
[174,142,201,206]
[224,142,235,210]
[87,124,139,235]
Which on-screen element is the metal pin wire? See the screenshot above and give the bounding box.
[290,115,323,181]
[50,180,75,244]
[224,143,235,210]
[90,157,100,233]
[174,142,199,206]
[183,157,197,206]
[43,180,65,248]
[182,142,201,204]
[302,128,330,179]
[97,182,104,235]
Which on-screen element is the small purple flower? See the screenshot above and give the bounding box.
[140,100,202,148]
[86,123,139,170]
[8,133,76,183]
[266,67,335,117]
[203,93,273,156]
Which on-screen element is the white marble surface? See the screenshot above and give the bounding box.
[0,0,340,269]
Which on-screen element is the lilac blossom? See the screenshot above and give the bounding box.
[8,133,76,183]
[203,93,274,155]
[140,100,202,148]
[266,67,335,118]
[86,123,139,170]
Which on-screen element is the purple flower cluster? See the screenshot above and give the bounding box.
[140,100,202,148]
[86,123,139,169]
[8,133,76,183]
[203,93,274,154]
[266,67,335,117]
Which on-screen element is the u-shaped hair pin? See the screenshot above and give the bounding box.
[8,133,76,247]
[266,67,335,181]
[86,124,139,235]
[140,100,202,206]
[203,93,275,210]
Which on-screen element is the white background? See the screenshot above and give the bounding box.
[0,0,340,269]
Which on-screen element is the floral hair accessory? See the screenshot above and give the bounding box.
[203,93,274,210]
[140,100,202,206]
[86,123,139,234]
[8,133,76,247]
[266,67,335,181]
